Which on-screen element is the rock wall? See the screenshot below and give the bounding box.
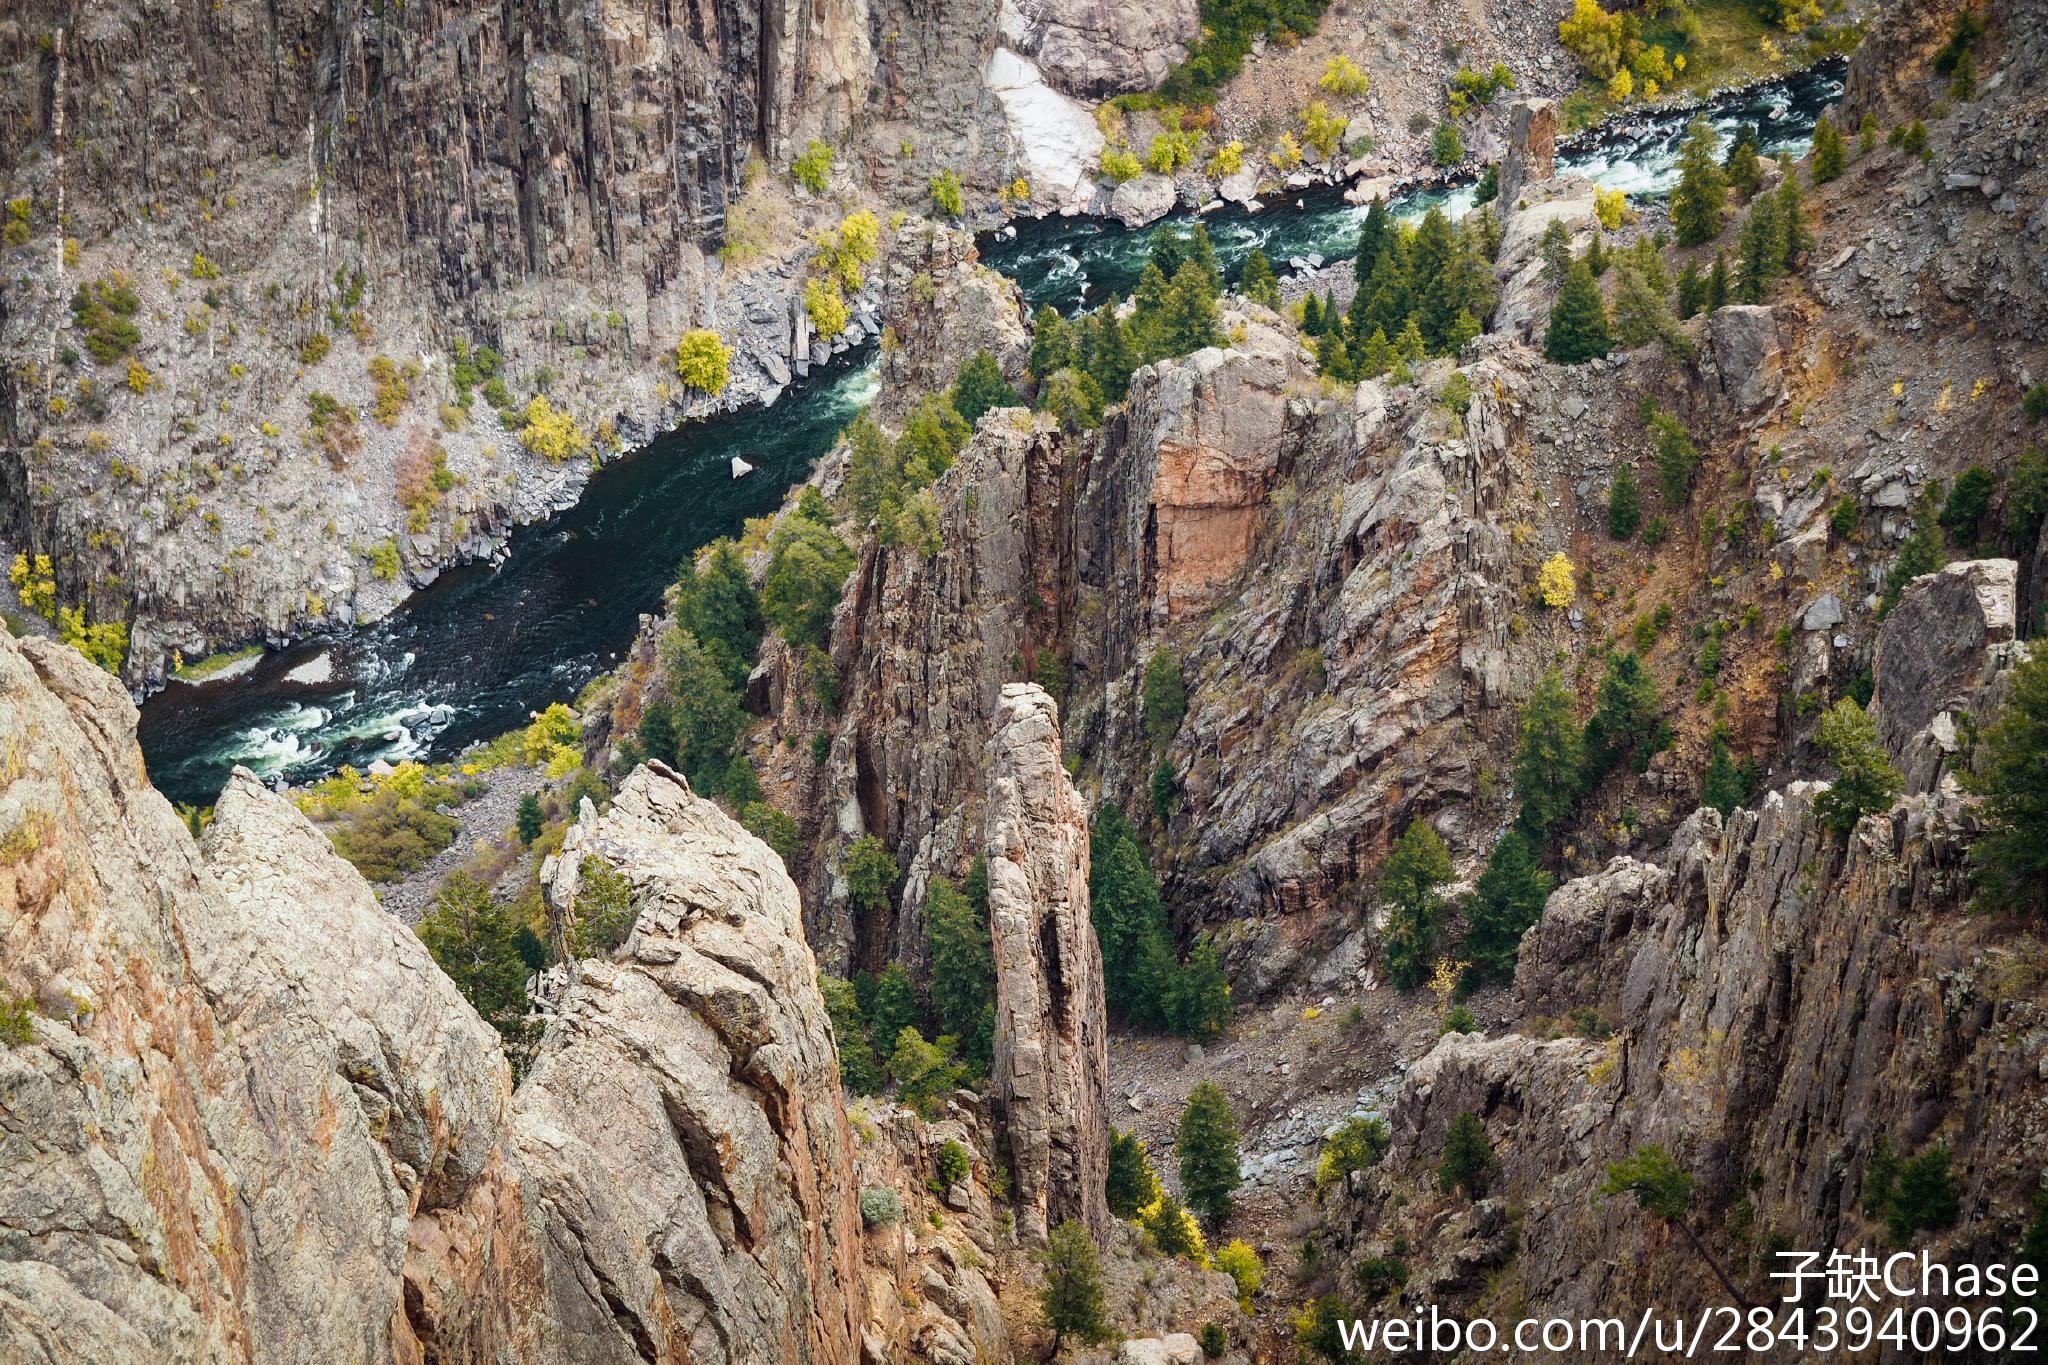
[0,625,877,1363]
[996,0,1201,99]
[1319,567,2048,1353]
[984,683,1111,1246]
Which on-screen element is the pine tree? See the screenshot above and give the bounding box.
[1039,1221,1110,1355]
[1394,317,1426,364]
[1363,230,1414,338]
[1238,249,1281,308]
[820,974,884,1092]
[1601,1145,1751,1307]
[418,874,539,1053]
[1701,732,1747,819]
[1315,328,1352,380]
[1774,158,1813,270]
[1675,259,1707,319]
[1143,649,1187,739]
[677,537,764,687]
[1356,326,1394,378]
[1514,668,1584,839]
[1301,292,1325,334]
[1353,197,1392,286]
[1813,697,1903,837]
[924,876,994,1042]
[868,960,922,1048]
[1582,650,1662,779]
[1164,935,1232,1041]
[1670,119,1728,246]
[1608,464,1642,539]
[1091,824,1169,1020]
[1177,1082,1243,1226]
[1649,406,1701,507]
[1539,219,1572,287]
[1724,123,1762,201]
[1461,831,1553,984]
[1437,1111,1494,1199]
[1706,250,1731,310]
[1958,649,2048,914]
[1409,207,1460,350]
[1157,261,1221,357]
[1811,114,1846,183]
[1106,1128,1160,1218]
[1379,820,1454,990]
[1584,230,1607,276]
[515,791,545,846]
[1080,299,1137,402]
[1545,258,1611,364]
[950,351,1022,424]
[1029,305,1074,383]
[1736,193,1782,303]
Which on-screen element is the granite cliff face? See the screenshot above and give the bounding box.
[0,625,889,1363]
[984,683,1111,1247]
[1317,568,2047,1351]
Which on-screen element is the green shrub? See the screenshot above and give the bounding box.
[859,1186,904,1227]
[1314,1115,1390,1191]
[1438,1110,1494,1199]
[935,1139,971,1189]
[674,329,733,394]
[929,169,964,217]
[792,140,834,193]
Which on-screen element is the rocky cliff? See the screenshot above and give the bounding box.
[1316,565,2047,1353]
[984,682,1112,1246]
[0,621,895,1362]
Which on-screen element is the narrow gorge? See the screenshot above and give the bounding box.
[6,0,2048,1361]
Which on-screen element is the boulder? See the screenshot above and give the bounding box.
[998,0,1202,99]
[1110,173,1179,228]
[1709,305,1783,410]
[1872,558,2020,791]
[1120,1333,1205,1364]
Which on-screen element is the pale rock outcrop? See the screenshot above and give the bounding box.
[1492,187,1600,344]
[1109,173,1181,228]
[984,683,1111,1245]
[510,763,864,1365]
[997,0,1201,98]
[983,47,1109,210]
[1871,558,2021,792]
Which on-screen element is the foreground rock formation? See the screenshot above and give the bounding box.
[0,626,876,1363]
[984,683,1111,1246]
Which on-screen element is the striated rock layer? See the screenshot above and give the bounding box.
[983,682,1111,1246]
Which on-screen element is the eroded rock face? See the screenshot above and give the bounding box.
[997,0,1201,98]
[1497,99,1558,207]
[512,763,864,1365]
[984,683,1111,1245]
[0,630,871,1364]
[1708,305,1785,410]
[1872,558,2021,792]
[874,222,1032,427]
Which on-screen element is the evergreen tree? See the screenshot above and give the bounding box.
[1774,157,1813,269]
[1879,490,1945,616]
[1164,935,1232,1041]
[1608,463,1642,539]
[1080,299,1137,403]
[1545,259,1611,364]
[1356,326,1394,378]
[1157,261,1222,357]
[1353,197,1392,286]
[1091,816,1170,1021]
[1887,1147,1959,1245]
[1039,1221,1110,1356]
[1611,261,1688,356]
[1736,193,1782,303]
[1041,367,1105,434]
[637,699,679,767]
[1958,649,2048,914]
[516,792,545,847]
[1177,1082,1243,1226]
[1813,697,1903,837]
[1461,831,1553,984]
[868,960,923,1048]
[1582,650,1662,779]
[1514,669,1584,839]
[950,351,1022,424]
[820,974,884,1092]
[1143,650,1188,739]
[676,537,764,687]
[1651,401,1703,505]
[1701,732,1749,819]
[1706,250,1731,310]
[924,876,994,1045]
[1601,1145,1751,1306]
[1363,231,1415,338]
[1029,305,1075,383]
[1811,114,1846,183]
[1107,1128,1161,1218]
[1238,249,1282,309]
[840,415,900,525]
[662,628,749,796]
[1675,259,1707,319]
[1939,464,1996,549]
[1394,317,1426,365]
[1301,292,1325,335]
[1584,230,1607,277]
[1408,207,1460,350]
[1437,1111,1494,1199]
[1315,328,1352,380]
[1150,752,1178,827]
[418,873,536,1054]
[1539,219,1573,287]
[1379,820,1454,991]
[1724,123,1763,201]
[1670,119,1728,246]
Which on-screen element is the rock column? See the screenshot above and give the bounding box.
[983,683,1111,1245]
[1498,98,1558,206]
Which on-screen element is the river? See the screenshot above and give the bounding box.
[136,61,1843,807]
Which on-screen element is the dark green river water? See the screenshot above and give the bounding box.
[137,63,1842,806]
